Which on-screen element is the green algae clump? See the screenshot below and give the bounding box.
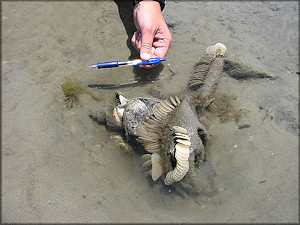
[62,77,100,108]
[62,77,84,101]
[223,60,273,80]
[208,93,248,123]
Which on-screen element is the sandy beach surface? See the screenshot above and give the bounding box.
[2,1,298,223]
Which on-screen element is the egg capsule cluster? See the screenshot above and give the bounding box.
[188,43,227,91]
[164,126,191,185]
[137,96,181,181]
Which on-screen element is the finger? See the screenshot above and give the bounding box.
[131,31,140,51]
[152,35,172,58]
[139,48,158,69]
[136,33,142,49]
[131,31,137,45]
[140,30,155,61]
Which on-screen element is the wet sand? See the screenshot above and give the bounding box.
[2,1,298,223]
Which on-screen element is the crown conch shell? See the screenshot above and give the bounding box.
[206,43,227,57]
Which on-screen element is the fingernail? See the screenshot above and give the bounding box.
[141,53,150,60]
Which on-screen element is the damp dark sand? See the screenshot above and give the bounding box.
[2,1,298,223]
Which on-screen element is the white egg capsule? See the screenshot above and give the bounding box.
[215,43,227,56]
[206,43,227,56]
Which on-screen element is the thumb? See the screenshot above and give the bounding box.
[140,31,154,61]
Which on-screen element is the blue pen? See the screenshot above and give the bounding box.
[89,57,166,69]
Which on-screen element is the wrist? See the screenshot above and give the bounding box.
[133,1,163,20]
[133,0,165,11]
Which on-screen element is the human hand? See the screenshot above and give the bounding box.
[132,1,172,68]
